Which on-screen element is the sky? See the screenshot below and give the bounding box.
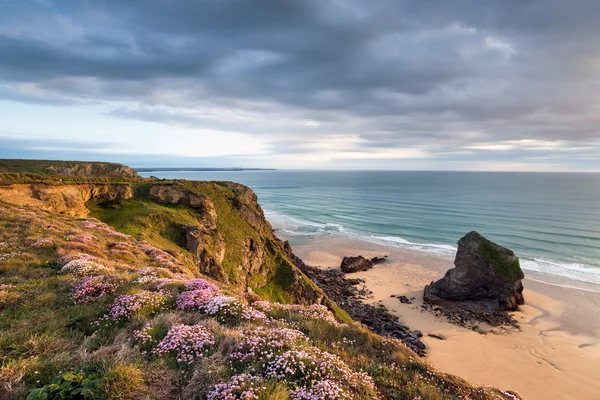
[1,0,599,171]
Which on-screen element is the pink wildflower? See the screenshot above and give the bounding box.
[71,275,117,304]
[103,290,168,321]
[207,374,266,400]
[153,324,215,365]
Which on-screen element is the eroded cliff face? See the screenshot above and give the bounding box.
[0,183,134,218]
[0,177,330,307]
[146,181,322,304]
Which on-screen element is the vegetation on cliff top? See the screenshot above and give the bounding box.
[0,159,139,179]
[0,202,518,399]
[0,162,520,399]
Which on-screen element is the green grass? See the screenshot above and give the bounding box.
[478,238,523,281]
[0,195,519,400]
[0,159,133,176]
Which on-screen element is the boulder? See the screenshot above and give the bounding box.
[340,255,387,273]
[424,231,525,311]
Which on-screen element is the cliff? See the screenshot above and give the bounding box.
[0,159,139,178]
[0,161,520,400]
[0,177,333,310]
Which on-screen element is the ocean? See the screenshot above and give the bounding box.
[138,170,600,290]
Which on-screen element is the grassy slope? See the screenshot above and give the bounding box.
[87,181,324,309]
[0,201,518,400]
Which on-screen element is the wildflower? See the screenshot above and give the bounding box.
[254,301,343,326]
[71,275,117,304]
[229,327,307,370]
[60,256,110,276]
[202,296,265,322]
[176,286,222,311]
[102,291,168,322]
[292,379,353,400]
[153,324,215,365]
[207,374,267,400]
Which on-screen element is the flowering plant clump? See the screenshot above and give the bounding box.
[141,244,183,271]
[264,347,375,393]
[155,278,186,290]
[206,374,267,400]
[292,379,353,400]
[134,268,164,284]
[153,324,215,365]
[202,296,265,323]
[184,278,219,292]
[82,219,130,238]
[133,325,155,348]
[102,291,168,322]
[253,302,342,326]
[176,286,222,311]
[60,257,110,276]
[230,327,308,370]
[71,275,117,304]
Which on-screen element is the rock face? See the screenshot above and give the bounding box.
[340,255,386,273]
[0,183,134,218]
[424,231,525,311]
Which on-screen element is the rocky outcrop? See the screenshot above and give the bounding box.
[340,255,386,273]
[424,231,525,312]
[219,181,269,233]
[149,183,218,230]
[0,183,134,218]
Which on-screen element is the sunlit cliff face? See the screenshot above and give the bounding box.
[1,0,600,171]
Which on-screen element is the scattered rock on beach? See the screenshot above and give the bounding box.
[427,333,447,340]
[281,242,426,355]
[340,255,386,273]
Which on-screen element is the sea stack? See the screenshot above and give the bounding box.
[424,231,525,311]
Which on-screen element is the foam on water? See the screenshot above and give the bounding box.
[520,258,600,286]
[266,209,600,291]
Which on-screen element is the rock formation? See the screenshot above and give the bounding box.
[424,231,524,311]
[0,183,134,218]
[340,255,386,273]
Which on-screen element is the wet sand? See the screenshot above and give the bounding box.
[288,235,600,400]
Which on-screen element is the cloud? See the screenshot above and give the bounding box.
[0,0,599,170]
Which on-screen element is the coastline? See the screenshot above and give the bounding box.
[281,233,600,400]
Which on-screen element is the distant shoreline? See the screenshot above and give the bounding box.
[135,167,278,172]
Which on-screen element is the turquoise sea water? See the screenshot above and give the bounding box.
[139,170,600,289]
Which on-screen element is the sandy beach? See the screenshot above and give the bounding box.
[286,235,600,400]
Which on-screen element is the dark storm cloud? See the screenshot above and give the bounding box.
[1,0,599,168]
